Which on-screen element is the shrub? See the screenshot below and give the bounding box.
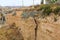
[53,6,60,15]
[51,0,57,4]
[39,5,52,17]
[22,11,41,19]
[40,5,51,10]
[21,12,30,19]
[43,7,52,16]
[29,11,39,18]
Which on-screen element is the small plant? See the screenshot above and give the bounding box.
[21,11,40,19]
[39,5,52,17]
[53,6,60,22]
[0,13,5,24]
[53,6,60,15]
[51,0,57,4]
[22,11,30,19]
[8,10,13,13]
[42,7,52,16]
[40,5,50,10]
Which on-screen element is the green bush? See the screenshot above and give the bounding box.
[40,5,52,17]
[51,0,57,4]
[40,5,51,10]
[21,4,60,19]
[21,12,30,19]
[21,11,40,19]
[43,8,52,16]
[53,6,60,15]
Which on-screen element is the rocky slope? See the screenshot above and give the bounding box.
[0,4,60,40]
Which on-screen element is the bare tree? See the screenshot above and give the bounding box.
[22,0,24,6]
[32,0,35,8]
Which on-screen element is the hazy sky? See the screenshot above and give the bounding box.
[0,0,41,6]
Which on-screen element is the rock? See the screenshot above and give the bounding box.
[5,11,36,40]
[0,23,24,40]
[37,16,60,40]
[19,17,36,40]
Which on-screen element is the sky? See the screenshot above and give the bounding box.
[0,0,41,6]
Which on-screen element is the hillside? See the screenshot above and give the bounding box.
[0,4,60,40]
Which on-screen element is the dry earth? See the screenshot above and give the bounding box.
[0,5,60,40]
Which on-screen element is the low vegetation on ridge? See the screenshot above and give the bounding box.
[22,4,60,21]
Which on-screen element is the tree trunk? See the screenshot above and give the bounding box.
[22,0,24,6]
[41,0,44,4]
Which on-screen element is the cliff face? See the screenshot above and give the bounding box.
[37,16,60,40]
[1,12,60,40]
[0,4,60,40]
[5,11,36,40]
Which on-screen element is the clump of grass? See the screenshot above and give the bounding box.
[21,11,40,19]
[21,11,30,19]
[53,6,60,22]
[38,5,52,18]
[53,6,60,15]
